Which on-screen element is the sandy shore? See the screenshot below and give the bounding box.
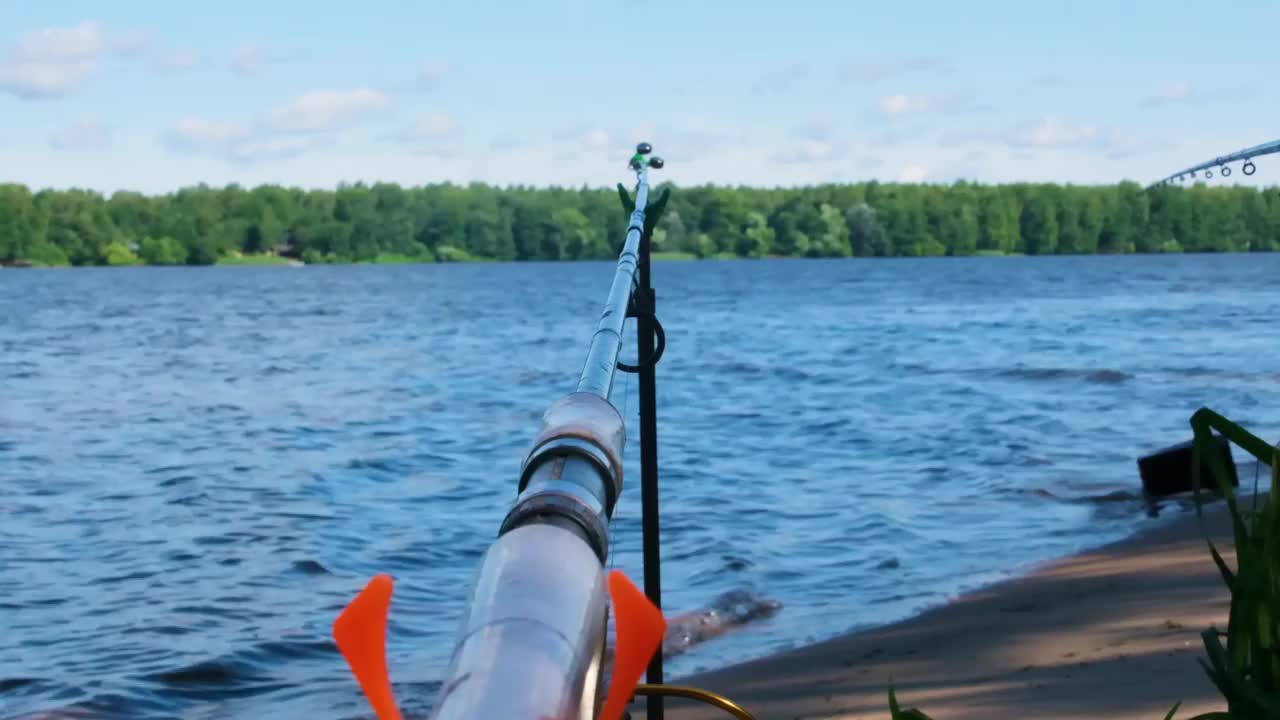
[663,498,1248,720]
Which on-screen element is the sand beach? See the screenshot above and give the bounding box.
[663,498,1247,720]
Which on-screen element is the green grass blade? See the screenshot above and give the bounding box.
[616,183,634,214]
[887,685,934,720]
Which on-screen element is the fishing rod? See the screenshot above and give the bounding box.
[1150,137,1280,188]
[327,144,757,720]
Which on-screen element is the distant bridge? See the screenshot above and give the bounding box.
[1152,137,1280,187]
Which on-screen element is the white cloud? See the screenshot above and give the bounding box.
[490,134,523,151]
[0,20,159,98]
[229,42,306,77]
[230,43,265,76]
[262,89,391,132]
[772,138,846,164]
[553,126,614,154]
[772,119,846,164]
[49,117,113,151]
[406,113,461,140]
[1008,117,1101,148]
[841,57,949,84]
[14,21,104,63]
[939,116,1164,161]
[879,94,931,115]
[897,164,928,182]
[0,60,95,99]
[1140,81,1193,107]
[154,48,202,72]
[582,128,610,150]
[1139,81,1253,109]
[161,88,389,164]
[416,63,450,90]
[386,113,464,158]
[752,62,808,94]
[162,116,252,153]
[791,116,837,142]
[227,135,329,163]
[161,115,334,164]
[0,21,103,99]
[109,29,152,57]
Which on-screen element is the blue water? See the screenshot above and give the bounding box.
[3,254,1279,719]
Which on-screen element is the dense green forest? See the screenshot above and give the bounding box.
[1,180,1278,267]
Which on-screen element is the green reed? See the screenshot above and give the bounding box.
[1176,408,1279,719]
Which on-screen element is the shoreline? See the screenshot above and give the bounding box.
[665,496,1249,720]
[8,250,1277,271]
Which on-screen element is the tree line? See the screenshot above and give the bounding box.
[1,180,1278,267]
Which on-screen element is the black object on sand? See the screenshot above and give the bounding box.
[1138,434,1238,498]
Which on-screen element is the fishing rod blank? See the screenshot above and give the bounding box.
[1151,137,1280,188]
[427,143,665,720]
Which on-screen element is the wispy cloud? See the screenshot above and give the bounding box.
[875,91,991,119]
[772,118,847,164]
[1014,72,1070,98]
[552,126,612,154]
[162,116,253,154]
[0,21,105,99]
[416,62,450,91]
[772,138,847,164]
[791,115,838,142]
[752,62,809,94]
[940,116,1169,161]
[1139,81,1255,110]
[1141,81,1194,107]
[385,113,464,158]
[0,20,162,98]
[109,29,152,57]
[897,164,928,182]
[226,134,331,163]
[230,41,306,76]
[161,114,335,164]
[1007,117,1103,149]
[840,56,950,84]
[152,48,202,72]
[489,134,524,151]
[162,86,394,164]
[50,117,113,151]
[880,94,931,115]
[262,88,391,132]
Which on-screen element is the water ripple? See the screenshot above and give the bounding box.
[3,256,1280,717]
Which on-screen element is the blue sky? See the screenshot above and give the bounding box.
[2,0,1278,193]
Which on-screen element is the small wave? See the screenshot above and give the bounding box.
[346,458,406,473]
[91,570,158,586]
[137,640,339,702]
[141,660,256,685]
[290,559,331,576]
[1011,487,1144,505]
[1,677,42,693]
[996,367,1133,384]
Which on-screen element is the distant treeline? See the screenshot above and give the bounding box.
[1,180,1278,267]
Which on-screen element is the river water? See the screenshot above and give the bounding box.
[3,254,1279,719]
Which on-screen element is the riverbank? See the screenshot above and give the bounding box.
[665,497,1247,720]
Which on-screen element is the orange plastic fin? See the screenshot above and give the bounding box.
[333,574,402,720]
[600,569,668,720]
